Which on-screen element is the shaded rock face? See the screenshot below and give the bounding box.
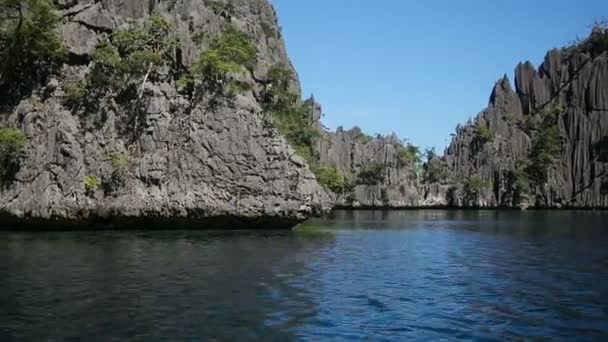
[0,0,330,228]
[433,30,608,208]
[310,99,422,207]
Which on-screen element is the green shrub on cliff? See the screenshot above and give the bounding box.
[575,22,608,57]
[110,153,129,174]
[313,165,346,193]
[349,129,374,145]
[0,0,65,101]
[178,27,257,97]
[526,125,562,185]
[465,175,487,195]
[398,141,421,167]
[475,125,494,144]
[263,65,298,112]
[204,0,236,18]
[424,158,445,183]
[84,175,101,194]
[261,64,354,193]
[0,127,26,181]
[107,153,129,190]
[357,163,386,186]
[66,14,174,107]
[510,161,531,203]
[524,104,564,186]
[262,64,319,161]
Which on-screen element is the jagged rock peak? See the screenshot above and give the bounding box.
[434,26,608,208]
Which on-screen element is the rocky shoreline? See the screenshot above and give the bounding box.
[1,0,606,229]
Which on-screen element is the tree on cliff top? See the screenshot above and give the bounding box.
[0,0,65,102]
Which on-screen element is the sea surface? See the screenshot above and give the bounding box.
[1,210,608,341]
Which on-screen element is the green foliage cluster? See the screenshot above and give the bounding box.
[106,153,129,190]
[503,112,517,124]
[465,175,487,195]
[522,105,563,186]
[424,158,444,183]
[178,27,256,98]
[205,0,236,18]
[0,0,65,101]
[84,175,101,194]
[509,161,531,203]
[526,125,562,186]
[398,141,421,166]
[506,104,564,201]
[313,165,346,193]
[475,125,494,144]
[263,65,318,159]
[260,21,277,39]
[422,147,444,183]
[110,153,129,169]
[262,64,298,112]
[353,130,374,144]
[575,22,608,57]
[110,153,129,175]
[357,163,386,186]
[261,64,351,193]
[0,127,26,181]
[66,14,174,107]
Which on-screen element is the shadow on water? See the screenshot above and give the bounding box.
[0,230,335,341]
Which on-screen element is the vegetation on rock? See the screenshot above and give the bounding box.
[179,26,256,98]
[313,165,346,193]
[204,0,236,18]
[261,64,346,193]
[357,163,386,186]
[84,175,101,195]
[108,153,129,189]
[465,175,487,196]
[353,130,374,144]
[0,0,65,102]
[65,14,174,110]
[0,127,26,182]
[569,22,608,57]
[474,125,494,144]
[509,161,532,205]
[522,105,564,187]
[423,148,445,183]
[398,141,422,167]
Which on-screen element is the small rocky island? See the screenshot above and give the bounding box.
[1,0,607,229]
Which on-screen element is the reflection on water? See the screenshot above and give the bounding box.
[1,211,608,340]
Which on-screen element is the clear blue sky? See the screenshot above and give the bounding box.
[272,0,607,152]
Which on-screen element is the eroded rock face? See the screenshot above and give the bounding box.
[432,30,608,208]
[0,0,329,228]
[314,28,608,209]
[310,99,422,208]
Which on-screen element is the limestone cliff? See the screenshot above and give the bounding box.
[293,96,419,208]
[312,27,608,209]
[2,1,606,224]
[0,0,329,228]
[428,26,608,208]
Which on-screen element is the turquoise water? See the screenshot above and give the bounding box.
[1,210,607,340]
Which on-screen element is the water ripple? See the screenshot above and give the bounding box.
[1,210,608,340]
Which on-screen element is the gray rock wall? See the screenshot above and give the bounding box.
[314,28,608,209]
[310,100,422,208]
[0,0,330,228]
[435,30,608,208]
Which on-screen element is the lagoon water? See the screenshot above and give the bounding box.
[1,210,608,341]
